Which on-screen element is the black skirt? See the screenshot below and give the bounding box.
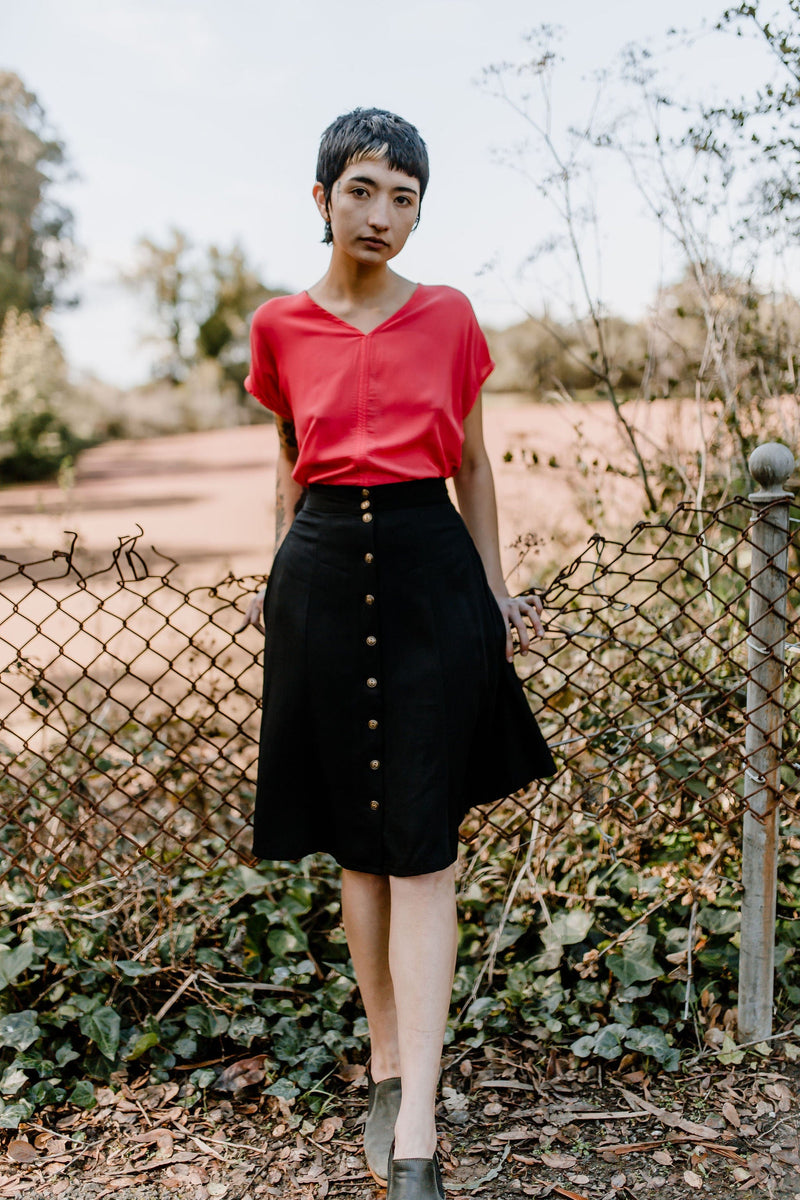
[252,476,555,876]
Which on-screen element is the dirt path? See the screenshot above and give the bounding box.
[4,1041,800,1198]
[0,396,709,594]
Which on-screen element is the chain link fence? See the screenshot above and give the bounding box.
[2,445,798,1033]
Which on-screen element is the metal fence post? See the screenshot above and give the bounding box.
[738,442,796,1044]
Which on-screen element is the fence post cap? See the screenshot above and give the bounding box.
[748,442,796,501]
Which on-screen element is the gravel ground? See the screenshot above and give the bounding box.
[4,1041,800,1199]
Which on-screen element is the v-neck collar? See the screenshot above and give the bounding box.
[302,283,422,336]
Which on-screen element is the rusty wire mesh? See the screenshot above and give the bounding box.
[1,495,798,889]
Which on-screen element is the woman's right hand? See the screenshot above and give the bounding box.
[235,588,267,634]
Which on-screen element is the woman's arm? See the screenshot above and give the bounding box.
[235,416,304,633]
[274,416,305,550]
[452,395,544,662]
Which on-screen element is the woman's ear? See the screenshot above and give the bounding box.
[312,181,330,223]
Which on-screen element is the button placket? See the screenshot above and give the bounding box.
[357,488,385,829]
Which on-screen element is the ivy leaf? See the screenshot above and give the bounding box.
[0,1012,41,1052]
[116,961,161,978]
[593,1023,628,1059]
[190,1068,217,1090]
[570,1034,596,1058]
[697,906,740,934]
[267,928,308,957]
[0,1099,35,1128]
[228,1014,267,1046]
[68,1080,96,1109]
[624,1025,680,1069]
[184,1005,229,1039]
[124,1030,160,1061]
[0,1066,29,1095]
[0,942,36,989]
[264,1077,299,1100]
[717,1034,745,1065]
[543,909,595,948]
[607,930,662,986]
[224,865,271,898]
[55,1044,80,1067]
[79,1006,121,1060]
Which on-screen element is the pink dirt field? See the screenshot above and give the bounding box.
[0,395,707,598]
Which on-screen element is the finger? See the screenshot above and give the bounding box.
[512,610,531,655]
[520,593,544,615]
[504,619,514,662]
[518,598,545,638]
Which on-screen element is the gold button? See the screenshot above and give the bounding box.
[370,800,380,810]
[360,499,371,510]
[362,488,370,497]
[364,552,374,564]
[367,677,377,688]
[362,512,373,523]
[368,719,378,729]
[366,635,377,646]
[365,594,375,605]
[370,759,380,770]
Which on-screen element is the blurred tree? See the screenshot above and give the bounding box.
[196,241,282,393]
[0,71,77,325]
[693,1,800,234]
[124,231,282,390]
[0,307,79,483]
[124,227,198,384]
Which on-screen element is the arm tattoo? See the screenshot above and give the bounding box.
[275,486,287,547]
[276,416,298,452]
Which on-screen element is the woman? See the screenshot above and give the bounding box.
[238,108,555,1200]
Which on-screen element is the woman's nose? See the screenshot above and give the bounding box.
[367,197,391,229]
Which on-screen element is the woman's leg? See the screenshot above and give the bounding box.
[341,868,400,1081]
[389,863,458,1160]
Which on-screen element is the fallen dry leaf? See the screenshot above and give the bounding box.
[336,1062,365,1083]
[684,1169,704,1188]
[540,1152,579,1169]
[722,1101,740,1128]
[6,1140,38,1164]
[214,1054,268,1093]
[314,1116,343,1144]
[618,1087,720,1138]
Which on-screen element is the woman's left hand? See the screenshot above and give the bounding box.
[494,592,545,663]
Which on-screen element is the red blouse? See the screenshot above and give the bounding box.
[244,283,495,487]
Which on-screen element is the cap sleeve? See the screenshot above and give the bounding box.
[244,304,292,420]
[461,301,495,419]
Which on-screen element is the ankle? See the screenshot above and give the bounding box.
[392,1123,437,1160]
[369,1051,401,1083]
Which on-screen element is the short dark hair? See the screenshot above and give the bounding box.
[316,107,429,244]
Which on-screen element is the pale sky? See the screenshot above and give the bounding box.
[3,0,770,386]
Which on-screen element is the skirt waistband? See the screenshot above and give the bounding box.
[304,477,449,513]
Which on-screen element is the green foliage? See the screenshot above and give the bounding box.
[123,229,282,390]
[2,721,800,1127]
[0,71,76,325]
[0,308,88,483]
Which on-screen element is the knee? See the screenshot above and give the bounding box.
[389,862,456,897]
[342,867,391,897]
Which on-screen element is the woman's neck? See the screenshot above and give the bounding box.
[311,253,405,306]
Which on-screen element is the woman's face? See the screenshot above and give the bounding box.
[314,156,420,263]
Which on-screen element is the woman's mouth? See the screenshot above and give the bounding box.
[361,238,387,248]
